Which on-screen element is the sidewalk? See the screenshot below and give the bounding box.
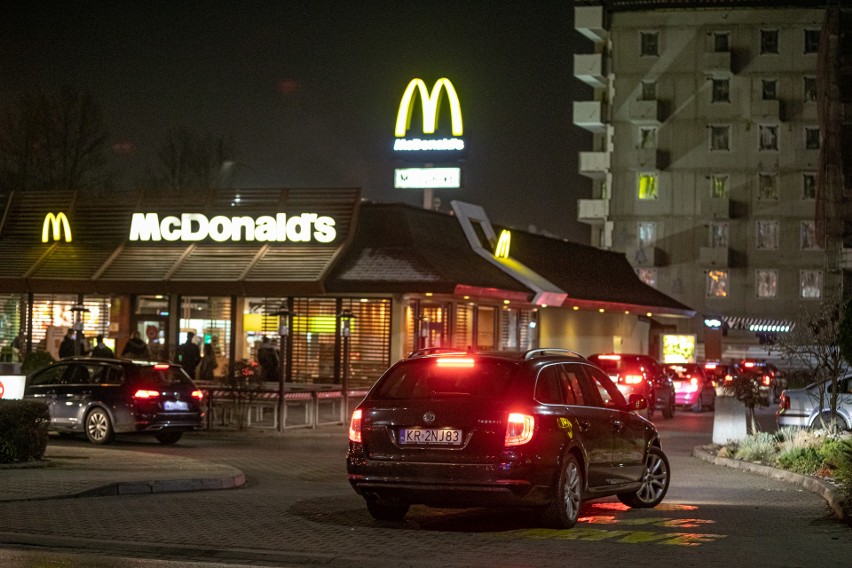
[0,443,245,502]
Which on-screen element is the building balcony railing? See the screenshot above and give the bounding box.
[751,99,783,121]
[573,101,607,133]
[578,151,611,179]
[702,51,732,77]
[629,100,662,125]
[577,198,610,224]
[699,246,731,268]
[626,245,664,267]
[575,5,608,44]
[574,54,607,89]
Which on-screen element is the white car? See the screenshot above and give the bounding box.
[777,375,852,431]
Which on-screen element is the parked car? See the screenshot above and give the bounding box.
[587,353,675,419]
[777,374,852,431]
[347,349,671,528]
[664,363,717,412]
[734,360,779,404]
[24,356,204,445]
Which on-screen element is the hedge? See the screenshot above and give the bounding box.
[0,399,50,463]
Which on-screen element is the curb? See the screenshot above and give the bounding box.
[77,472,247,498]
[693,445,848,521]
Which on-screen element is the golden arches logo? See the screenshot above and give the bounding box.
[395,78,463,137]
[42,212,72,243]
[494,230,511,259]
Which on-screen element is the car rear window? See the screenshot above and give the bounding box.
[132,366,195,387]
[371,358,517,400]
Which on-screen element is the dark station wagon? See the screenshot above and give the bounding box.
[24,357,204,445]
[346,349,671,528]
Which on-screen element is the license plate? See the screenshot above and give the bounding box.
[164,400,188,411]
[399,428,462,445]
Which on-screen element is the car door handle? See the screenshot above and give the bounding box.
[578,420,591,432]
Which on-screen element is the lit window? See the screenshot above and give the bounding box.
[759,125,779,151]
[636,268,657,287]
[800,270,822,299]
[710,125,730,151]
[760,29,779,54]
[641,32,659,56]
[638,172,658,200]
[755,220,779,250]
[804,29,820,54]
[711,175,729,199]
[706,270,728,298]
[762,79,777,101]
[802,173,816,200]
[713,32,730,52]
[756,270,778,298]
[805,127,820,150]
[639,127,657,149]
[641,80,657,101]
[638,221,657,247]
[712,79,730,102]
[709,222,728,248]
[800,221,819,250]
[804,77,817,102]
[758,174,778,200]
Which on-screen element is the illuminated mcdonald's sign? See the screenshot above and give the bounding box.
[42,212,72,243]
[393,77,465,156]
[494,230,511,259]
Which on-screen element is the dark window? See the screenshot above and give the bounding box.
[641,80,657,101]
[29,364,68,386]
[804,77,817,102]
[805,127,820,150]
[133,366,196,388]
[372,359,516,400]
[804,29,820,54]
[66,365,92,385]
[760,29,779,54]
[535,365,566,404]
[560,365,585,406]
[762,79,777,101]
[584,366,628,409]
[641,32,659,56]
[714,32,729,53]
[712,79,730,102]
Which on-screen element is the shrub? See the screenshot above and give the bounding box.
[21,350,55,375]
[734,431,776,463]
[0,399,49,463]
[776,447,823,475]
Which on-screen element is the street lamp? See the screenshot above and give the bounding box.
[69,304,90,356]
[271,303,294,432]
[337,309,356,423]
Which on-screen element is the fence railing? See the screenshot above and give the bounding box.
[200,384,369,431]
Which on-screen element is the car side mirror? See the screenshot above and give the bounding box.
[628,393,648,411]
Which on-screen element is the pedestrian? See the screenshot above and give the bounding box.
[91,335,114,358]
[177,331,201,378]
[11,331,25,361]
[58,329,76,358]
[199,343,217,381]
[121,330,149,358]
[256,335,279,382]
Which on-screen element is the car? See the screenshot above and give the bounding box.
[346,348,671,528]
[24,356,204,445]
[732,360,778,404]
[587,353,676,419]
[664,363,717,412]
[777,374,852,431]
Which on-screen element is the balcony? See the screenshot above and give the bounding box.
[578,151,610,179]
[573,101,606,133]
[628,149,668,171]
[629,100,662,125]
[577,198,610,224]
[703,51,732,77]
[751,99,783,121]
[575,6,608,44]
[699,246,731,268]
[574,54,607,89]
[701,197,732,219]
[626,246,664,267]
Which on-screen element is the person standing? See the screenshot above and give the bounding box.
[58,329,76,358]
[177,331,201,378]
[199,343,217,381]
[256,335,279,382]
[91,335,114,358]
[121,330,149,358]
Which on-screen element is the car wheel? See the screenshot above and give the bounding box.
[85,408,115,445]
[155,431,183,445]
[365,498,410,521]
[617,446,670,508]
[692,394,704,413]
[543,453,583,529]
[814,412,851,432]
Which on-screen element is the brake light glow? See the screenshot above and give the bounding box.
[436,357,475,368]
[690,378,699,386]
[705,363,718,370]
[154,364,170,371]
[762,375,771,386]
[624,374,644,385]
[505,413,535,446]
[724,374,733,383]
[779,394,790,410]
[349,409,362,443]
[743,362,755,368]
[192,390,204,399]
[598,355,621,360]
[134,389,160,399]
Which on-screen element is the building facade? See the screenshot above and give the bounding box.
[573,1,848,363]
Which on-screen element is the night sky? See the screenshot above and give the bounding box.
[1,1,591,242]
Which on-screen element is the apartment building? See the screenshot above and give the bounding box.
[573,1,848,362]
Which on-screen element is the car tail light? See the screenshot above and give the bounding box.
[743,361,755,369]
[349,409,363,443]
[704,363,717,370]
[191,390,204,399]
[690,378,699,386]
[624,374,644,385]
[134,389,160,399]
[154,363,170,371]
[762,375,771,386]
[598,354,621,360]
[724,374,733,383]
[435,357,475,368]
[779,394,790,410]
[505,413,534,446]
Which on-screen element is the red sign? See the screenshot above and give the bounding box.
[0,381,5,398]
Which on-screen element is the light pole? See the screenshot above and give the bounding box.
[69,304,90,356]
[272,303,293,433]
[337,309,356,423]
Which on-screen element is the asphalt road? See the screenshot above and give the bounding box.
[0,406,849,568]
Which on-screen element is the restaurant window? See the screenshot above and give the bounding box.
[802,173,816,200]
[639,126,657,149]
[28,294,112,359]
[500,307,535,351]
[179,296,231,380]
[804,77,817,102]
[477,306,496,350]
[638,172,658,200]
[800,270,822,299]
[641,80,657,101]
[641,32,659,56]
[711,175,729,199]
[710,125,730,151]
[805,127,820,150]
[756,270,778,299]
[709,222,728,248]
[760,29,779,54]
[804,29,820,54]
[755,220,779,250]
[636,268,657,288]
[712,79,730,103]
[706,270,728,298]
[337,298,391,388]
[762,79,777,101]
[713,32,730,52]
[759,125,779,151]
[0,294,24,360]
[758,174,778,200]
[454,302,473,350]
[801,221,819,250]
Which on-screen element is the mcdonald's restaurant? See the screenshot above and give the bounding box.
[0,187,694,388]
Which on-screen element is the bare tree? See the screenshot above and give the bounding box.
[0,87,111,193]
[154,127,235,191]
